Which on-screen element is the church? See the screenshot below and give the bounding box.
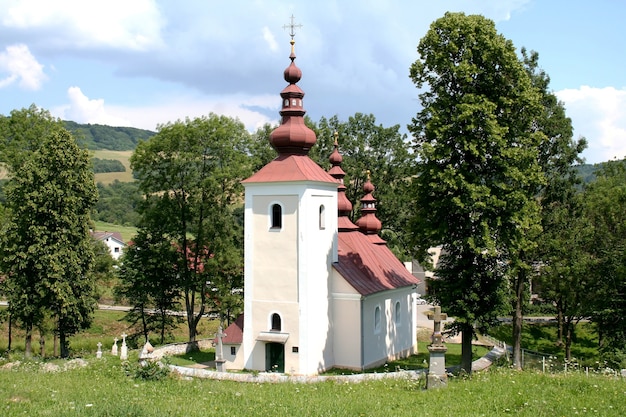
[219,34,420,375]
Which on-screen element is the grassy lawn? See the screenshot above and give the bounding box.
[1,355,625,416]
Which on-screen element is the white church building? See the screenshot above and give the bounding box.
[220,37,420,375]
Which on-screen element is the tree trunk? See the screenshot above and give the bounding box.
[24,322,33,358]
[59,331,69,358]
[39,332,46,357]
[556,303,564,347]
[512,270,525,370]
[565,321,573,361]
[7,311,12,352]
[461,323,474,375]
[53,331,58,357]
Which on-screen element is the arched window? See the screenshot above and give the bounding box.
[271,313,282,331]
[319,204,326,230]
[374,306,381,332]
[395,301,401,325]
[271,204,282,229]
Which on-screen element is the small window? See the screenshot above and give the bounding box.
[319,205,326,230]
[271,313,282,331]
[230,346,236,355]
[114,247,120,253]
[292,346,299,353]
[374,306,381,332]
[395,301,401,324]
[271,204,282,229]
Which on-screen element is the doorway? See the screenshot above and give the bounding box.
[265,342,284,372]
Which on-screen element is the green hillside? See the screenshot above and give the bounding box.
[64,121,155,151]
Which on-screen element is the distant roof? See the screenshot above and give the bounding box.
[335,230,419,296]
[220,314,244,345]
[91,231,125,244]
[243,154,336,184]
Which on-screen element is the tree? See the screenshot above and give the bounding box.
[581,161,626,368]
[0,128,98,357]
[130,114,252,343]
[408,12,544,373]
[116,229,182,345]
[518,48,587,367]
[0,104,64,173]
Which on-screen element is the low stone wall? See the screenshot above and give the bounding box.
[150,339,214,360]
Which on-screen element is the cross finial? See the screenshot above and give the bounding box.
[283,14,302,40]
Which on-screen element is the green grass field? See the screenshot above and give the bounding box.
[92,220,137,242]
[92,150,134,184]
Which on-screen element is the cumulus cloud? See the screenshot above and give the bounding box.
[557,86,626,164]
[1,0,164,50]
[0,44,47,90]
[262,27,279,52]
[57,86,132,126]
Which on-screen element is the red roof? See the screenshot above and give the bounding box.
[91,231,125,244]
[219,314,244,344]
[243,154,337,184]
[335,230,419,296]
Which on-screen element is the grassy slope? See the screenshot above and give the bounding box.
[92,149,134,184]
[92,220,137,242]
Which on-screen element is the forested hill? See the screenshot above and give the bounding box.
[64,121,156,151]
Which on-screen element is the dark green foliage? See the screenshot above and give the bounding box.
[123,358,171,381]
[0,128,98,357]
[91,157,126,173]
[130,114,253,342]
[64,121,155,150]
[409,12,544,373]
[92,180,141,226]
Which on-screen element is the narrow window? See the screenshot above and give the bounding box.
[271,204,282,229]
[395,301,401,324]
[319,205,326,230]
[271,313,282,331]
[374,306,381,332]
[230,346,236,355]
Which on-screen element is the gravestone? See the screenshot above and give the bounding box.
[426,305,448,389]
[96,342,102,359]
[215,325,227,372]
[139,341,154,365]
[111,338,118,356]
[120,333,128,360]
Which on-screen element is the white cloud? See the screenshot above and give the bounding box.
[557,86,626,163]
[262,26,279,52]
[0,44,47,90]
[57,86,132,126]
[1,0,164,50]
[53,87,278,132]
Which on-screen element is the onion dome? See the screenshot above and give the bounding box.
[269,39,317,155]
[356,171,383,236]
[328,132,353,216]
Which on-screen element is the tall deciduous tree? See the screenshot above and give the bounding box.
[408,12,544,373]
[581,161,626,368]
[130,114,252,344]
[1,128,98,357]
[519,48,587,367]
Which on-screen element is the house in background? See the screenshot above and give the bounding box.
[220,36,420,375]
[91,231,126,261]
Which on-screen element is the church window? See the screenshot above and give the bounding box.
[271,204,282,229]
[395,301,401,325]
[374,306,381,332]
[230,346,236,355]
[271,313,282,331]
[319,204,326,230]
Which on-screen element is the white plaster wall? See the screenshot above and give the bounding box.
[361,287,418,369]
[242,181,337,375]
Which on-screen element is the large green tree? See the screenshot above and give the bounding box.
[581,161,626,368]
[130,114,252,343]
[408,12,544,373]
[1,128,98,357]
[520,48,587,366]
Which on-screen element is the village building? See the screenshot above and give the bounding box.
[220,35,420,375]
[91,231,126,261]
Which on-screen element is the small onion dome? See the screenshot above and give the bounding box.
[269,39,317,155]
[328,134,353,215]
[356,171,382,234]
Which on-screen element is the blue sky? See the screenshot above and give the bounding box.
[0,0,624,164]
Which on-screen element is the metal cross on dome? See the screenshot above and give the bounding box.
[283,14,302,39]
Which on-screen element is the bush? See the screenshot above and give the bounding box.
[123,359,171,381]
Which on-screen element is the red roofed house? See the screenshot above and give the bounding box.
[221,35,419,375]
